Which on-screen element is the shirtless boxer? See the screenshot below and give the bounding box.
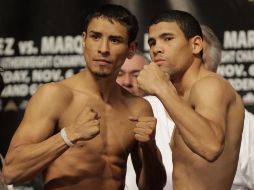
[2,4,166,190]
[201,24,254,190]
[137,10,244,190]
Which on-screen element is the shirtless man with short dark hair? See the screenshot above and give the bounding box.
[137,10,244,190]
[2,4,166,190]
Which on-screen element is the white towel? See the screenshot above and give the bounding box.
[231,110,254,190]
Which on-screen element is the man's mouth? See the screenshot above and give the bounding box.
[154,58,166,66]
[93,59,112,66]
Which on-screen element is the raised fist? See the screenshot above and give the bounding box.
[129,116,156,142]
[65,107,100,143]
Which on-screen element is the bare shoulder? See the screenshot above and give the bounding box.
[190,73,238,103]
[24,81,74,119]
[31,81,73,106]
[193,74,229,91]
[122,92,153,117]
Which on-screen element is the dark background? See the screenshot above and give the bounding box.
[0,0,253,182]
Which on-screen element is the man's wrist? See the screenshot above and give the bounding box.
[60,128,74,147]
[154,82,169,97]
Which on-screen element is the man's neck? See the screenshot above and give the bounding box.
[83,69,120,103]
[172,60,203,96]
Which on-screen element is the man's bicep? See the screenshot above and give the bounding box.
[9,84,62,148]
[191,79,229,130]
[139,99,154,117]
[195,99,227,128]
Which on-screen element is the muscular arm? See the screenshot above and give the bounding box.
[156,77,233,161]
[3,83,71,184]
[137,141,166,190]
[131,100,166,190]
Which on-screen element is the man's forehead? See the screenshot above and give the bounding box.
[149,21,181,36]
[87,17,128,36]
[122,57,145,71]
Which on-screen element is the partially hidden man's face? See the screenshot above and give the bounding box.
[148,21,195,78]
[116,54,146,97]
[82,17,134,78]
[202,39,215,72]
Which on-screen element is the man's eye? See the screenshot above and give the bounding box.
[111,38,121,44]
[164,37,172,41]
[91,35,100,40]
[132,72,140,78]
[148,41,155,47]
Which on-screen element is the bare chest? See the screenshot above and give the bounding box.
[57,95,136,156]
[171,128,207,167]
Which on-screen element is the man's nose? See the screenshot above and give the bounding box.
[122,74,133,87]
[152,42,164,55]
[98,39,109,56]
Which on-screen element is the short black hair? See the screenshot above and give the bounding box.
[149,10,203,40]
[83,4,138,45]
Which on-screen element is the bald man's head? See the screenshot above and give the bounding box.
[117,53,149,97]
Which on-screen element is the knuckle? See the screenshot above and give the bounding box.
[136,123,143,128]
[83,107,91,113]
[92,119,99,125]
[133,128,139,133]
[87,111,96,118]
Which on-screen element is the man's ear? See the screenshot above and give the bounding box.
[191,36,203,55]
[82,32,87,48]
[127,41,138,59]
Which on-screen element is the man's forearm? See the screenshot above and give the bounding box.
[3,132,69,184]
[138,141,166,190]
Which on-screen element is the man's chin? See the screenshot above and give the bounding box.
[87,65,114,78]
[93,72,111,78]
[93,73,110,78]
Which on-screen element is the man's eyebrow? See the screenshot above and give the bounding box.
[88,31,125,41]
[159,32,174,38]
[130,70,141,73]
[88,30,102,36]
[88,30,101,35]
[148,32,174,43]
[109,35,125,41]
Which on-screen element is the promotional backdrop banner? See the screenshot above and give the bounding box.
[0,0,254,159]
